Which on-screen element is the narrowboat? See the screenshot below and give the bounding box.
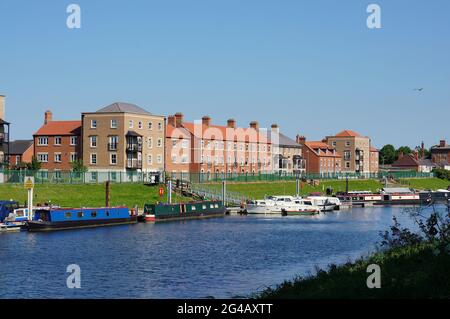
[141,201,226,222]
[26,207,137,232]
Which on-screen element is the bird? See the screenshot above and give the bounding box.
[413,88,424,91]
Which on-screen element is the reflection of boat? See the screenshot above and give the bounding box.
[306,196,341,211]
[246,196,320,215]
[26,207,137,232]
[141,201,226,222]
[419,190,450,205]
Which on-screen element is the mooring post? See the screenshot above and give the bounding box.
[168,179,172,204]
[222,179,226,206]
[296,176,300,197]
[345,176,349,194]
[105,181,110,207]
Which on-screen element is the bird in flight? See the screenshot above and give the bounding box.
[413,88,424,91]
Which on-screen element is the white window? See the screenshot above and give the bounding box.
[157,154,162,164]
[37,153,48,163]
[38,137,48,146]
[70,153,77,162]
[90,153,97,165]
[345,141,351,147]
[147,155,153,165]
[110,153,117,165]
[54,153,62,163]
[158,122,162,131]
[182,140,189,149]
[157,138,162,148]
[181,155,188,163]
[111,119,117,129]
[129,120,134,129]
[172,155,177,164]
[90,136,97,148]
[138,121,143,129]
[148,122,153,130]
[172,139,177,147]
[91,120,97,129]
[109,136,118,150]
[70,136,78,146]
[148,137,153,149]
[54,136,62,145]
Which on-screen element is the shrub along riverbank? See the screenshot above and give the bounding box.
[257,205,450,299]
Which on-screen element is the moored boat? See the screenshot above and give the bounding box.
[25,207,137,232]
[305,196,341,211]
[141,201,226,222]
[246,196,321,215]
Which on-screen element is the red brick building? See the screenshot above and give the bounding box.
[431,140,450,170]
[300,137,342,174]
[33,111,82,172]
[9,140,34,168]
[166,113,273,179]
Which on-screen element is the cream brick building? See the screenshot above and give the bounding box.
[82,103,165,179]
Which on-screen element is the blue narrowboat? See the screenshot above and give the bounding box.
[26,207,137,232]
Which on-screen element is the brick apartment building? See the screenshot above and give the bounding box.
[9,140,33,168]
[300,137,342,174]
[0,95,11,169]
[325,130,379,174]
[82,102,165,177]
[431,140,450,170]
[165,113,273,178]
[33,111,82,172]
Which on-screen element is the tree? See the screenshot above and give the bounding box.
[71,160,88,173]
[395,146,412,160]
[27,156,41,171]
[379,144,396,165]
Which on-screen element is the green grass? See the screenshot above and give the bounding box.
[207,179,384,199]
[257,244,450,299]
[399,178,450,191]
[0,183,188,209]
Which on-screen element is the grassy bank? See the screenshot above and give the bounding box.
[0,183,187,208]
[257,243,450,299]
[399,178,450,191]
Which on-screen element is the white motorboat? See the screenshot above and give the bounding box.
[305,196,341,212]
[246,196,321,215]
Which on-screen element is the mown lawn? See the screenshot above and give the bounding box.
[400,178,450,191]
[0,183,187,209]
[257,243,450,299]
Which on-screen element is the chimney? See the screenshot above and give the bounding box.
[227,119,236,128]
[0,95,5,120]
[249,121,259,130]
[296,135,306,145]
[414,150,419,161]
[167,115,175,127]
[440,140,446,147]
[421,141,425,158]
[399,151,404,159]
[174,112,184,128]
[271,123,279,131]
[44,110,53,125]
[202,116,211,127]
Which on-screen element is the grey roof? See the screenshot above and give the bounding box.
[267,132,302,148]
[9,140,33,155]
[96,102,152,115]
[418,158,436,167]
[382,187,413,194]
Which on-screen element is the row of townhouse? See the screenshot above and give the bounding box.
[2,97,388,176]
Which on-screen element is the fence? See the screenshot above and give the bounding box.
[0,169,435,185]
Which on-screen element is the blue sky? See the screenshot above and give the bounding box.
[0,0,449,148]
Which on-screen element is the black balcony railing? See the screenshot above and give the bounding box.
[126,144,142,152]
[126,159,142,169]
[0,133,9,145]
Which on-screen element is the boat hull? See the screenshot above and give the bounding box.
[142,201,226,222]
[26,217,137,232]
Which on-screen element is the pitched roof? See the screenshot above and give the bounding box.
[392,154,436,168]
[9,140,33,155]
[268,132,302,148]
[34,121,81,136]
[334,130,362,137]
[304,141,341,157]
[96,102,151,115]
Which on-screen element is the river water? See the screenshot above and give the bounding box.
[0,206,419,298]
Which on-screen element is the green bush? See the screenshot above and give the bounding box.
[433,168,450,181]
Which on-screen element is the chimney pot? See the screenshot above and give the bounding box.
[440,140,446,147]
[167,115,176,127]
[250,121,259,130]
[0,95,5,120]
[202,116,211,127]
[296,135,306,145]
[44,110,53,125]
[227,119,236,128]
[174,112,184,127]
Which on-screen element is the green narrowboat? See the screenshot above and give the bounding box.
[141,201,226,222]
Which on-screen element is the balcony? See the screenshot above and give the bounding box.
[126,143,142,152]
[0,133,9,145]
[127,159,142,169]
[108,143,118,151]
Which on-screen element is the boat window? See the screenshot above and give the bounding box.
[65,212,72,218]
[285,198,291,202]
[202,205,207,209]
[215,204,219,208]
[91,212,97,218]
[191,206,196,211]
[106,211,110,217]
[277,198,284,202]
[210,204,214,209]
[77,212,84,218]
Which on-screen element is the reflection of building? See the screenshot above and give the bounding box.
[33,111,82,172]
[9,140,34,168]
[325,130,379,174]
[431,140,450,170]
[0,95,10,169]
[165,113,273,177]
[301,137,341,174]
[267,124,304,174]
[82,102,165,175]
